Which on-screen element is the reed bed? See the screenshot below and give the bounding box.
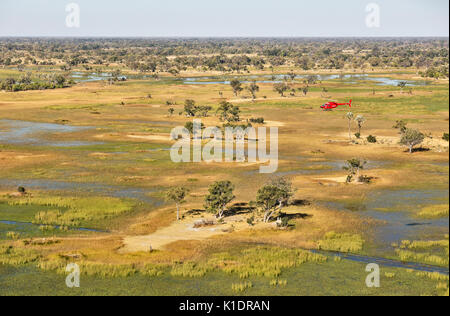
[395,236,449,267]
[0,245,40,265]
[209,247,327,279]
[141,264,168,277]
[395,249,449,266]
[232,281,253,293]
[270,279,287,287]
[317,232,364,253]
[6,231,20,240]
[38,257,137,278]
[418,205,449,219]
[170,262,212,278]
[5,195,134,227]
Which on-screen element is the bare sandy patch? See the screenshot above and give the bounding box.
[120,214,272,253]
[314,176,348,183]
[15,154,48,159]
[127,134,172,142]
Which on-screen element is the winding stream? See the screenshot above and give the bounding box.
[313,250,449,275]
[0,220,105,233]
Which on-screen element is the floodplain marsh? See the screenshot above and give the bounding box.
[0,38,448,296]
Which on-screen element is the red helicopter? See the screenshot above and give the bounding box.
[321,99,352,110]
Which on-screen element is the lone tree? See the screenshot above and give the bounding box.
[184,99,197,117]
[216,101,240,122]
[398,81,407,93]
[345,112,354,141]
[355,115,366,135]
[343,158,367,182]
[247,81,259,100]
[256,177,294,223]
[393,120,408,134]
[400,128,425,153]
[165,187,190,221]
[230,79,243,97]
[301,85,309,96]
[273,82,289,97]
[204,181,235,219]
[168,108,174,116]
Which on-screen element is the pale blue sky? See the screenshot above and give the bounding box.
[0,0,448,37]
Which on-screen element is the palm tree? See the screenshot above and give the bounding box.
[355,115,366,135]
[346,112,354,140]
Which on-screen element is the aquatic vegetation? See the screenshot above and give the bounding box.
[385,273,396,279]
[39,225,56,232]
[417,204,449,219]
[141,264,167,277]
[4,195,134,227]
[170,262,211,278]
[416,271,449,282]
[396,249,448,266]
[395,237,449,267]
[232,281,253,293]
[270,279,287,287]
[6,231,20,240]
[0,245,40,265]
[78,262,137,278]
[38,258,137,278]
[317,232,364,253]
[399,238,449,252]
[209,247,327,279]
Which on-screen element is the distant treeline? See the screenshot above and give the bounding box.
[0,38,448,77]
[0,73,74,92]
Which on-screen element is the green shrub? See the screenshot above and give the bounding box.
[367,135,377,143]
[249,117,265,124]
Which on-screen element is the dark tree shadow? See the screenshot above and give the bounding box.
[404,147,430,153]
[224,202,256,217]
[278,212,312,220]
[184,209,204,217]
[290,199,311,206]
